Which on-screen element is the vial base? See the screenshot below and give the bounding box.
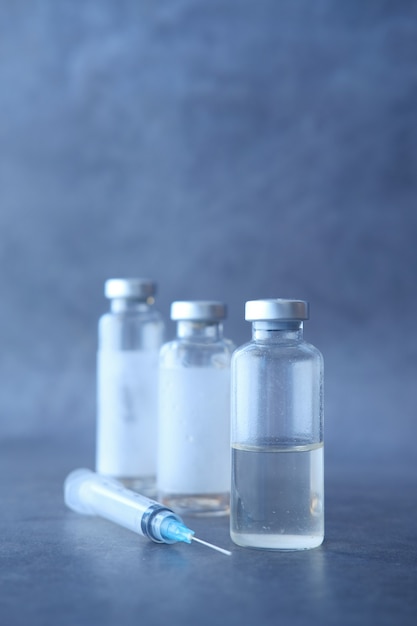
[160,492,230,517]
[231,442,324,550]
[230,532,324,550]
[114,475,156,498]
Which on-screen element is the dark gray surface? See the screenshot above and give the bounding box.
[1,439,416,626]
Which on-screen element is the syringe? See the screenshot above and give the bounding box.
[64,469,231,556]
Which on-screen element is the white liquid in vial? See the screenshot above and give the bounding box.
[96,350,159,486]
[231,442,324,550]
[158,367,231,514]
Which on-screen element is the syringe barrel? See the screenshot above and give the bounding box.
[64,469,182,543]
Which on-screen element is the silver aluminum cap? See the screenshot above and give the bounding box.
[245,299,309,321]
[104,278,156,300]
[170,301,227,321]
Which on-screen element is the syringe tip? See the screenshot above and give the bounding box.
[160,518,194,544]
[159,517,232,555]
[191,536,232,556]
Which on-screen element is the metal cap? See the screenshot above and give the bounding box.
[245,299,309,321]
[104,278,156,300]
[170,301,227,321]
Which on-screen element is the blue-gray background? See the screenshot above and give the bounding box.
[1,0,416,471]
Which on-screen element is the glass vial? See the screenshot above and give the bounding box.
[158,301,235,516]
[230,299,324,550]
[96,278,164,495]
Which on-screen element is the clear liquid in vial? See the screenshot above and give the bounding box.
[231,442,324,550]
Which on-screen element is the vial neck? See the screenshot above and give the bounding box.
[110,298,151,313]
[252,321,304,342]
[177,320,223,341]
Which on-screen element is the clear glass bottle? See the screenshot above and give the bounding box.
[230,299,324,550]
[158,301,235,516]
[96,278,164,495]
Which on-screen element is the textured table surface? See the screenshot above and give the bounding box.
[0,439,416,626]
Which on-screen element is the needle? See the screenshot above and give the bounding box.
[191,536,232,556]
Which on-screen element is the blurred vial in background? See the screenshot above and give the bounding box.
[230,299,324,550]
[96,278,164,495]
[158,301,235,516]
